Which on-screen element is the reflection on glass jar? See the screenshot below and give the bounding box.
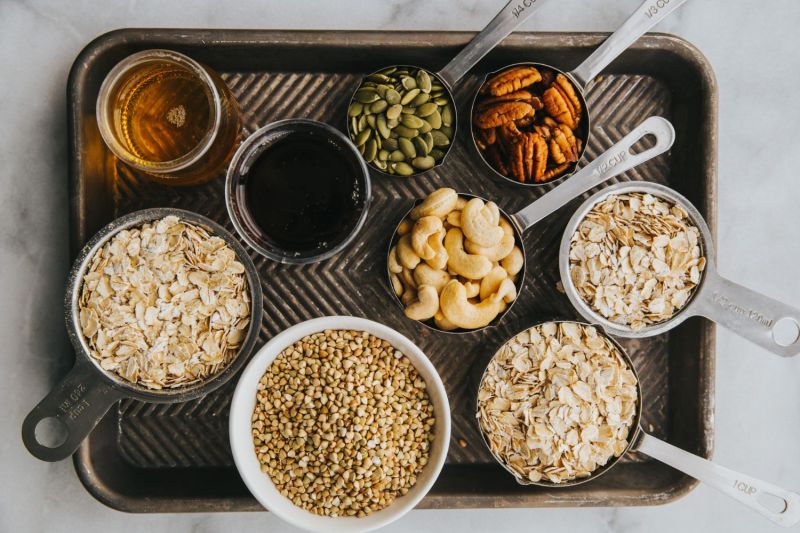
[96,49,241,185]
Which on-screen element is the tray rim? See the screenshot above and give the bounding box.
[66,27,718,513]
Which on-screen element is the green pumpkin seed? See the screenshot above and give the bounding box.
[401,76,417,90]
[355,88,380,104]
[364,139,378,162]
[426,110,442,129]
[368,73,393,83]
[375,135,382,150]
[400,88,421,105]
[441,105,453,127]
[431,130,450,147]
[385,89,401,105]
[416,102,437,117]
[350,116,359,135]
[383,138,399,151]
[386,104,403,120]
[416,70,432,93]
[348,102,364,117]
[387,117,399,129]
[378,149,389,161]
[358,142,365,155]
[430,148,445,160]
[440,126,453,138]
[411,156,436,170]
[399,137,416,158]
[374,159,388,171]
[363,107,372,115]
[413,136,429,156]
[366,115,376,129]
[390,150,406,162]
[433,96,450,106]
[355,128,372,146]
[393,162,415,176]
[357,115,367,130]
[379,66,397,76]
[430,90,446,99]
[422,132,434,153]
[371,99,388,113]
[394,125,419,138]
[430,83,444,92]
[401,106,415,114]
[401,115,425,129]
[411,92,430,106]
[418,119,432,134]
[376,85,389,98]
[376,115,391,139]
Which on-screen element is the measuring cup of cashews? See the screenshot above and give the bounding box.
[386,116,675,332]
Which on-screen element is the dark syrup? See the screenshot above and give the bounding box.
[242,135,362,254]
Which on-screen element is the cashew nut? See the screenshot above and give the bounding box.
[490,278,517,304]
[388,245,403,274]
[444,228,492,280]
[401,288,417,306]
[434,311,458,331]
[410,188,458,220]
[424,231,448,270]
[446,210,461,227]
[404,285,440,321]
[464,281,480,299]
[499,216,514,237]
[440,280,506,329]
[455,197,467,210]
[413,263,451,292]
[397,218,413,236]
[465,234,516,262]
[501,246,524,276]
[411,217,444,260]
[479,266,508,301]
[461,198,504,247]
[391,273,404,296]
[400,267,417,290]
[397,234,421,270]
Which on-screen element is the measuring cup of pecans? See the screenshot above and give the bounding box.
[22,209,263,462]
[470,0,691,185]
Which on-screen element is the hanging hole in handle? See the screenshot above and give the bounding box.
[34,417,68,448]
[757,491,789,515]
[629,133,657,156]
[772,317,800,347]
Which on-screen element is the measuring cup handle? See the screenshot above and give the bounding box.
[693,270,800,357]
[512,116,675,231]
[636,432,800,527]
[437,0,551,87]
[22,361,123,461]
[569,0,691,87]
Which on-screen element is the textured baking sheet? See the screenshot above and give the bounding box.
[67,29,717,512]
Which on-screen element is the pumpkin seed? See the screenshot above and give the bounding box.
[377,115,391,139]
[357,115,367,130]
[413,136,429,156]
[387,117,399,129]
[378,149,389,161]
[416,102,438,117]
[383,138,399,151]
[418,119,432,134]
[385,89,401,105]
[386,104,403,120]
[370,99,388,113]
[348,102,363,117]
[433,96,450,106]
[393,162,415,176]
[400,88,420,105]
[374,159,388,170]
[350,116,359,135]
[416,70,432,93]
[394,125,419,138]
[426,110,442,129]
[430,148,445,160]
[355,128,372,146]
[355,88,380,104]
[431,130,450,147]
[401,76,417,90]
[411,92,430,106]
[399,137,416,158]
[411,156,436,170]
[401,106,415,114]
[375,85,389,98]
[389,150,406,162]
[358,142,365,155]
[422,132,434,153]
[440,126,453,138]
[368,73,393,83]
[366,114,376,129]
[380,66,397,76]
[400,115,425,129]
[364,139,377,162]
[441,104,453,127]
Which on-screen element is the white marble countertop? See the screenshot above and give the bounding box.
[3,0,800,532]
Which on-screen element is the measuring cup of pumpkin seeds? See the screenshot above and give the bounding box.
[346,0,552,176]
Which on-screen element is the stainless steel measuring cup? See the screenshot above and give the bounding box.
[347,0,551,177]
[476,320,800,527]
[388,116,674,332]
[470,0,691,186]
[560,181,800,357]
[22,208,264,461]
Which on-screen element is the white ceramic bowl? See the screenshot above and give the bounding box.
[230,316,451,533]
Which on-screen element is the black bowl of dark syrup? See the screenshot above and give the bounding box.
[226,119,370,263]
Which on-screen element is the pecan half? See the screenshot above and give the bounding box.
[531,133,548,182]
[543,74,582,129]
[475,101,534,129]
[477,90,535,110]
[486,67,542,96]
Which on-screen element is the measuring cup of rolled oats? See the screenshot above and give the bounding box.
[560,181,800,357]
[22,209,263,462]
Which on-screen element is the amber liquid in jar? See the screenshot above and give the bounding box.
[98,51,241,185]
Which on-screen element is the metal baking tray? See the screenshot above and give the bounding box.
[67,29,717,512]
